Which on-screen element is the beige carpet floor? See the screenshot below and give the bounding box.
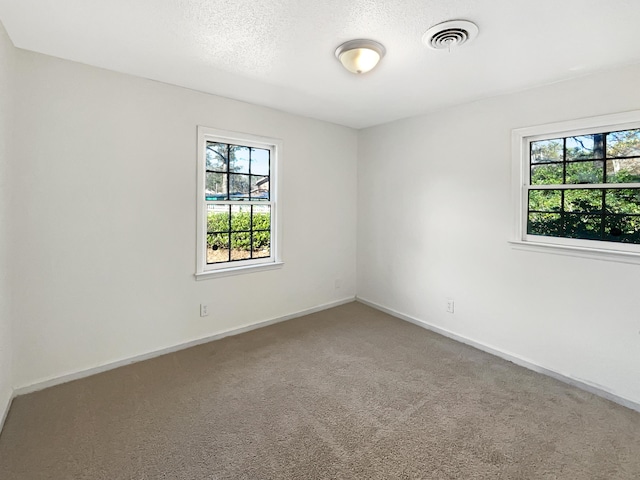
[1,302,639,479]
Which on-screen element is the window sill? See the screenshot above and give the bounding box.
[195,261,284,280]
[509,240,640,265]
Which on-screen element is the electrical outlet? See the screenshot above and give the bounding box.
[446,298,455,314]
[200,304,209,317]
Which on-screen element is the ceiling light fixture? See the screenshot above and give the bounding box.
[335,39,386,74]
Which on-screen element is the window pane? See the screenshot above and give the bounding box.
[230,204,251,232]
[565,161,603,184]
[566,134,605,160]
[605,189,640,214]
[205,172,227,200]
[207,205,230,233]
[564,189,603,213]
[251,148,270,175]
[564,214,602,240]
[229,146,250,174]
[250,175,269,200]
[252,231,271,258]
[230,233,251,260]
[527,213,562,236]
[604,215,640,243]
[606,158,640,183]
[229,174,250,199]
[607,129,640,158]
[207,233,229,264]
[206,142,228,172]
[531,139,563,163]
[252,205,271,230]
[528,189,561,212]
[531,163,563,185]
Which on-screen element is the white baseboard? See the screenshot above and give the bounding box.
[13,296,356,397]
[357,296,640,413]
[12,294,638,417]
[0,390,13,434]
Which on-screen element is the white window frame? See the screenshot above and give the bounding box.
[510,110,640,264]
[195,126,283,279]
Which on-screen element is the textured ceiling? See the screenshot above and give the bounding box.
[1,0,640,128]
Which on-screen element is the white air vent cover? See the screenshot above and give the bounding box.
[422,20,479,50]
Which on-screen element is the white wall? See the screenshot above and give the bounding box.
[358,64,640,405]
[0,20,15,421]
[11,50,357,388]
[5,28,639,409]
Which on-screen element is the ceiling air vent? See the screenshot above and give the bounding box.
[422,20,478,50]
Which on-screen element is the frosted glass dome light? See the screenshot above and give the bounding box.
[335,40,386,74]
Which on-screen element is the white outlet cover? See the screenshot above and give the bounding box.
[446,299,455,314]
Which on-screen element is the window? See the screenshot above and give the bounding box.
[511,111,640,262]
[196,127,282,278]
